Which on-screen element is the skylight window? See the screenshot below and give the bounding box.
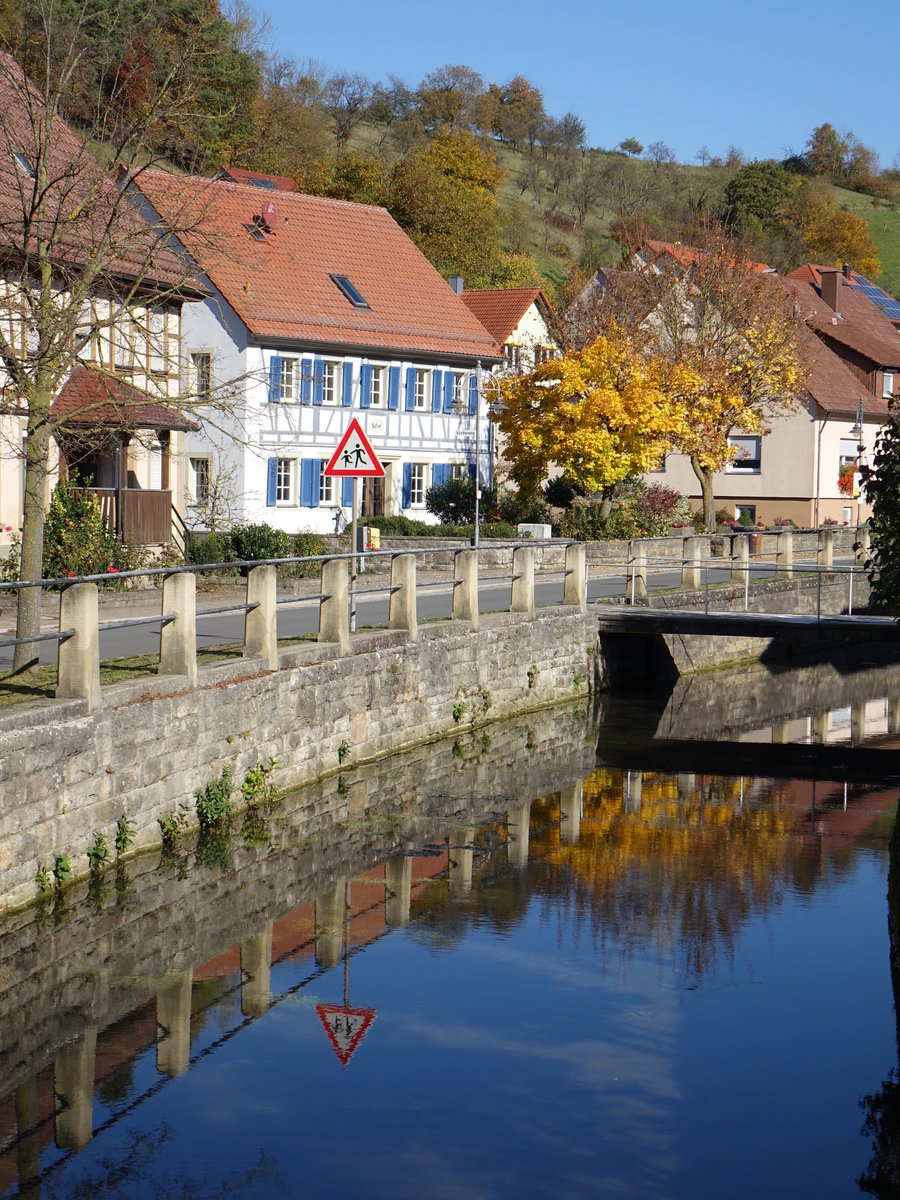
[330,274,369,309]
[14,152,34,179]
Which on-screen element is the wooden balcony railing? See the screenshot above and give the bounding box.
[73,488,172,546]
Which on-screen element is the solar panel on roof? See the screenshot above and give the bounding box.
[249,178,278,189]
[849,276,900,319]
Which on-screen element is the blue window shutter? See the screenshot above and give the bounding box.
[341,477,353,506]
[431,369,443,413]
[402,463,412,509]
[433,463,450,488]
[342,361,353,407]
[388,365,401,410]
[443,372,454,413]
[468,462,476,482]
[313,358,325,406]
[468,374,478,416]
[268,355,282,404]
[405,367,416,411]
[300,459,320,507]
[300,357,313,405]
[360,363,372,408]
[266,458,278,505]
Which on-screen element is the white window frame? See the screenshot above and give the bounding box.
[191,351,212,402]
[370,365,385,408]
[148,308,166,374]
[414,368,429,411]
[504,343,522,369]
[452,372,465,410]
[726,435,761,473]
[884,371,895,400]
[319,461,334,505]
[323,360,341,405]
[839,437,859,468]
[449,463,467,480]
[279,357,298,401]
[410,462,426,505]
[188,456,211,504]
[275,458,295,505]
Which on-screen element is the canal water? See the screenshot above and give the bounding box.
[2,657,900,1199]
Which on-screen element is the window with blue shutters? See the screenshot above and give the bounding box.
[313,358,325,405]
[300,459,320,507]
[405,366,416,411]
[401,462,412,509]
[360,363,372,408]
[388,365,401,410]
[342,361,353,407]
[342,477,353,506]
[266,457,278,505]
[468,374,478,416]
[268,356,283,404]
[432,369,443,412]
[432,463,451,488]
[301,357,313,405]
[443,372,455,413]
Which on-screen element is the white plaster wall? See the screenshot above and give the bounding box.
[507,304,556,368]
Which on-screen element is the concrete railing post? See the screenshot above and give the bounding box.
[159,571,197,687]
[776,529,793,578]
[243,565,277,671]
[449,827,474,894]
[452,549,479,629]
[818,528,834,570]
[564,542,586,610]
[241,921,273,1017]
[507,801,531,869]
[319,558,349,654]
[682,537,701,590]
[731,534,749,585]
[856,526,871,567]
[628,542,647,601]
[315,883,346,969]
[511,546,535,618]
[559,781,582,844]
[56,582,101,711]
[389,553,417,641]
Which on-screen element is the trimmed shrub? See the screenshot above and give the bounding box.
[228,523,293,565]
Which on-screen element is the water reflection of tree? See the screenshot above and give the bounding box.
[535,770,793,981]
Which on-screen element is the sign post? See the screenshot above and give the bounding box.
[324,419,384,633]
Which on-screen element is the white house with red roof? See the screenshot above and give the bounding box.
[132,170,501,533]
[460,286,560,372]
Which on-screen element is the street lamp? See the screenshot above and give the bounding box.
[459,363,507,551]
[849,398,865,531]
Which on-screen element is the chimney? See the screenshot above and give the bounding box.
[820,269,841,315]
[842,262,852,280]
[448,275,464,296]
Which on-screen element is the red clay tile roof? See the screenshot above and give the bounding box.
[133,170,501,362]
[216,167,297,192]
[0,54,201,295]
[641,239,773,274]
[53,364,198,431]
[788,266,900,368]
[461,287,553,344]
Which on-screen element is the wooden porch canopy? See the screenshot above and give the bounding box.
[52,364,198,544]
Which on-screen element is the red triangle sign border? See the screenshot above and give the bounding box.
[324,419,384,477]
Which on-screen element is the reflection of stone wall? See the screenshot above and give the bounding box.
[0,608,598,909]
[659,655,900,741]
[0,705,599,1099]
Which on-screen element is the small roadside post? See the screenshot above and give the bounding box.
[324,419,384,632]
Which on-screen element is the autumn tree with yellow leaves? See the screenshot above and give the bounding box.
[629,227,810,530]
[498,325,677,517]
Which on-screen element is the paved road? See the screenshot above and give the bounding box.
[0,556,854,669]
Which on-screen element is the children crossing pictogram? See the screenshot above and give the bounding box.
[324,419,384,477]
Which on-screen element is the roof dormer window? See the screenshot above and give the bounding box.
[14,151,34,179]
[330,274,369,309]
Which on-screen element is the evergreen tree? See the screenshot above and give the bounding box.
[863,398,900,612]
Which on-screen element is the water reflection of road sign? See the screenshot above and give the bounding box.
[324,419,384,477]
[315,1003,376,1066]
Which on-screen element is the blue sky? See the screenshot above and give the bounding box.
[261,0,898,168]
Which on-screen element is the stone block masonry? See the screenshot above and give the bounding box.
[0,607,598,911]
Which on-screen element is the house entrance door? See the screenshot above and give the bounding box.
[362,476,384,518]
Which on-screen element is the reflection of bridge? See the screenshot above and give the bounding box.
[596,608,900,641]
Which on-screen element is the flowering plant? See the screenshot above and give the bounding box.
[838,461,857,496]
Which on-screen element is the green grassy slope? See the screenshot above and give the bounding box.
[833,186,900,296]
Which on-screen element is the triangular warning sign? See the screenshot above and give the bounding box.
[324,419,384,477]
[315,1003,376,1066]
